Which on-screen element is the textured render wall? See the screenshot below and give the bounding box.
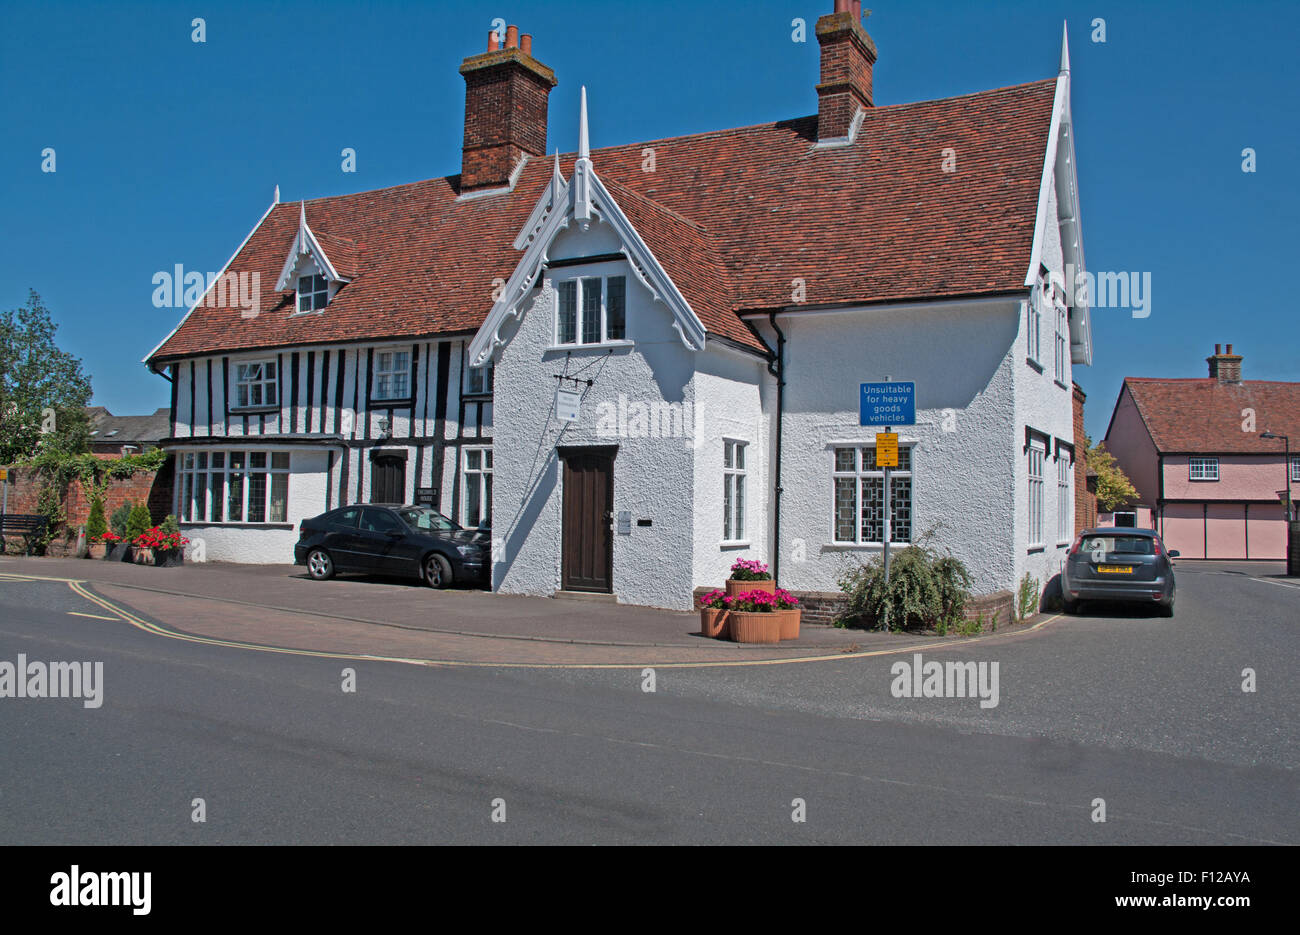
[755,299,1020,598]
[178,448,329,563]
[1103,386,1160,505]
[490,234,704,609]
[1162,505,1205,559]
[1163,454,1288,500]
[1012,169,1079,602]
[690,348,769,590]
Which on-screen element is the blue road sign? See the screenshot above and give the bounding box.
[860,381,916,426]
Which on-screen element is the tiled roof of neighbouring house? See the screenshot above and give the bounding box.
[149,78,1058,363]
[1122,378,1300,453]
[86,406,172,445]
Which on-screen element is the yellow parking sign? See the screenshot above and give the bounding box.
[0,468,8,481]
[876,432,898,467]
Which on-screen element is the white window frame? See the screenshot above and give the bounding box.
[462,446,493,529]
[722,439,747,544]
[1056,453,1072,544]
[831,444,914,546]
[372,348,411,401]
[1027,274,1045,366]
[1290,457,1300,484]
[465,360,494,396]
[1054,299,1068,384]
[1189,457,1220,481]
[177,449,290,525]
[232,359,278,410]
[554,275,628,347]
[1028,441,1046,548]
[297,273,329,312]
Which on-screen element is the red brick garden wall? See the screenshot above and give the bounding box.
[0,458,174,533]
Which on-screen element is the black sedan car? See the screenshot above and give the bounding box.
[294,504,489,588]
[1061,527,1179,616]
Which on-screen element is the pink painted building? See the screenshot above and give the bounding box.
[1102,345,1299,559]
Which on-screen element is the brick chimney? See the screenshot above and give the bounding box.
[816,0,877,141]
[1207,343,1244,383]
[459,25,557,192]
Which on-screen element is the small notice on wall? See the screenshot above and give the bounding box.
[556,389,582,422]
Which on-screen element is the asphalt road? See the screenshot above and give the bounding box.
[0,562,1294,844]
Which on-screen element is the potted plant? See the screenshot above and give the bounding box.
[125,503,153,564]
[137,515,188,567]
[727,588,802,643]
[85,495,108,560]
[698,589,731,639]
[725,558,775,596]
[105,503,134,561]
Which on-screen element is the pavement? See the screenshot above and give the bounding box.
[0,556,981,666]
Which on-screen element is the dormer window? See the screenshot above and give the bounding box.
[556,275,627,346]
[297,274,329,312]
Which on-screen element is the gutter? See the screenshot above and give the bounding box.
[767,311,786,585]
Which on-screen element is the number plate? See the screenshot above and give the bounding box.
[1098,565,1133,574]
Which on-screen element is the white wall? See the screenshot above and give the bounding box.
[755,299,1020,597]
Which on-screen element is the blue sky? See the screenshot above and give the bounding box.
[2,0,1296,441]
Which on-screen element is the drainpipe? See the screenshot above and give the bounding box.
[767,311,786,585]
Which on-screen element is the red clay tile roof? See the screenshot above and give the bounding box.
[310,228,362,281]
[1122,378,1300,453]
[149,78,1058,363]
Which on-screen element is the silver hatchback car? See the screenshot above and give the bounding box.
[1061,528,1179,617]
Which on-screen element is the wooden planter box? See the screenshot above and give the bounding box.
[157,549,184,568]
[700,608,730,639]
[728,611,781,644]
[725,578,776,597]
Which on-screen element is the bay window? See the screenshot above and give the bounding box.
[178,450,290,524]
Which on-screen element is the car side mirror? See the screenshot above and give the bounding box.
[1168,549,1180,558]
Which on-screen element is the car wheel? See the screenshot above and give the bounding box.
[424,553,453,589]
[1062,598,1080,615]
[307,549,334,581]
[1159,598,1174,618]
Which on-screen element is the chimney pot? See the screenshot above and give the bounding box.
[851,0,862,19]
[1214,343,1221,354]
[521,33,532,55]
[506,24,519,49]
[835,0,850,11]
[1226,343,1233,354]
[487,30,499,52]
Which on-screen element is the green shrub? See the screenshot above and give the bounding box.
[1017,573,1040,621]
[86,495,108,540]
[836,532,973,633]
[126,502,152,539]
[110,502,133,538]
[160,514,180,537]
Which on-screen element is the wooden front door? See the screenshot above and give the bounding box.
[370,455,406,504]
[560,447,615,592]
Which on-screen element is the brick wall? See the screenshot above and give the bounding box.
[0,457,173,534]
[693,586,1016,633]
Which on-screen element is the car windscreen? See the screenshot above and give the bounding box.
[396,508,461,533]
[1080,535,1154,555]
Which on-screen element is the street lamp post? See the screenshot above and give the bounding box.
[1261,431,1296,576]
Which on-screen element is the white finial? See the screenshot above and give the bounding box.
[1059,21,1070,75]
[578,85,589,161]
[298,201,309,253]
[274,184,280,203]
[552,149,562,188]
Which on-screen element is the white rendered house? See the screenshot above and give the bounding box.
[147,6,1091,612]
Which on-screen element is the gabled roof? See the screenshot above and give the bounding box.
[148,78,1059,364]
[1117,378,1300,454]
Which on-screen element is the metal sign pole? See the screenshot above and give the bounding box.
[883,424,891,586]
